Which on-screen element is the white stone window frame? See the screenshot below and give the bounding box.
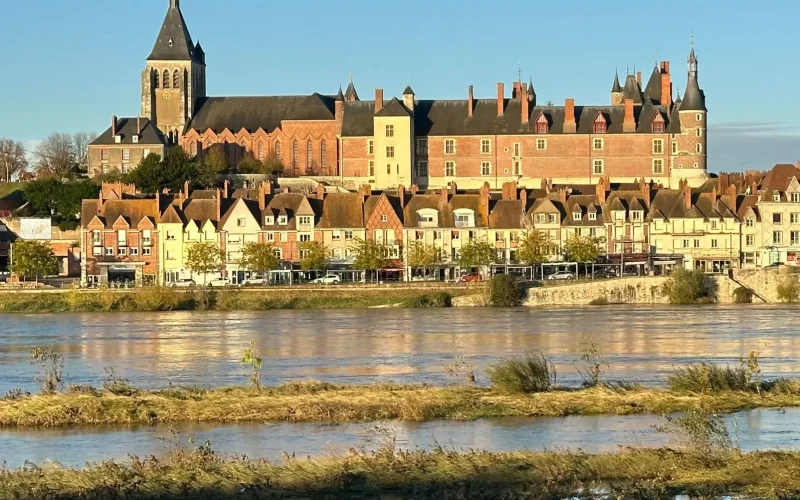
[480,139,492,155]
[444,139,457,155]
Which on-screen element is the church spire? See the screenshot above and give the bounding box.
[681,37,706,112]
[148,0,196,61]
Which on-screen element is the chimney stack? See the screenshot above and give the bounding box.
[683,182,692,210]
[215,189,221,220]
[223,179,229,198]
[557,187,568,204]
[596,178,607,204]
[496,83,505,116]
[440,188,449,207]
[521,84,529,124]
[640,178,651,206]
[502,181,518,201]
[398,185,405,209]
[623,99,636,133]
[479,182,490,225]
[468,85,474,118]
[137,116,142,135]
[316,184,325,200]
[519,188,528,214]
[725,184,738,211]
[375,89,384,114]
[563,99,576,133]
[660,61,672,107]
[111,115,118,137]
[184,180,190,200]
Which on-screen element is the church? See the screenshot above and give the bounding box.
[90,0,709,190]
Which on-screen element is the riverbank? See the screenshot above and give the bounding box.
[2,446,798,499]
[3,381,800,427]
[0,286,475,313]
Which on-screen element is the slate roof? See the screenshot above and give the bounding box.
[81,199,159,229]
[344,81,359,101]
[562,195,604,227]
[759,164,800,195]
[188,94,336,133]
[643,67,662,104]
[147,1,199,62]
[611,72,622,93]
[375,98,412,117]
[90,118,166,146]
[488,200,524,229]
[681,76,706,112]
[622,74,643,104]
[318,193,364,228]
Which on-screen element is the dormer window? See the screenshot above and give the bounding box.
[417,208,438,227]
[774,193,781,202]
[265,216,274,225]
[652,114,665,134]
[168,39,174,47]
[631,211,642,221]
[114,135,122,144]
[593,113,607,134]
[132,135,139,144]
[278,216,288,225]
[536,114,548,134]
[573,212,582,221]
[453,209,475,228]
[792,193,800,203]
[298,216,312,226]
[588,212,597,221]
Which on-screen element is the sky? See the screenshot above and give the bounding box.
[1,0,798,173]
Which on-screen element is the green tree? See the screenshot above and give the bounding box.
[10,240,57,282]
[406,241,443,273]
[299,241,330,271]
[263,152,285,174]
[563,233,604,262]
[239,242,280,281]
[237,156,264,174]
[23,178,61,215]
[54,180,99,220]
[127,149,198,194]
[241,341,264,390]
[126,153,163,194]
[195,148,226,187]
[457,239,496,270]
[185,242,225,286]
[664,268,711,304]
[351,238,388,281]
[517,230,552,265]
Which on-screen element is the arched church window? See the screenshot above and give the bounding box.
[320,140,327,171]
[306,140,313,171]
[173,70,180,89]
[275,141,282,162]
[292,140,299,173]
[163,70,171,89]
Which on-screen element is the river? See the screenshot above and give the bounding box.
[0,305,798,394]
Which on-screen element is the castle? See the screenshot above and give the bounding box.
[90,0,709,190]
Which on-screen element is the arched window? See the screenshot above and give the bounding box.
[163,70,171,89]
[306,140,313,172]
[173,70,180,89]
[257,142,265,161]
[154,70,160,89]
[274,140,282,161]
[320,140,327,171]
[292,140,299,173]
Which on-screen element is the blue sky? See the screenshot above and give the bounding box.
[1,0,798,172]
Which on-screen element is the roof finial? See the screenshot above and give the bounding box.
[170,0,179,9]
[348,58,352,84]
[654,47,658,68]
[518,61,522,84]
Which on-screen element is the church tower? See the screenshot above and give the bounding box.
[141,0,206,144]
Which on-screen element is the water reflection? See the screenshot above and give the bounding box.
[1,305,800,393]
[1,409,799,468]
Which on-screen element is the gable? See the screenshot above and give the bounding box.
[366,194,403,230]
[221,199,260,232]
[112,215,130,230]
[87,216,105,230]
[138,216,156,230]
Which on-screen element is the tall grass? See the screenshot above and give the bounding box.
[400,292,452,308]
[486,352,556,393]
[666,362,752,393]
[488,275,522,307]
[663,268,714,304]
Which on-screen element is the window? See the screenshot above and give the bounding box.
[386,125,394,137]
[631,211,642,221]
[299,234,311,243]
[265,216,274,225]
[105,247,113,256]
[257,142,265,161]
[774,213,783,224]
[445,139,456,154]
[416,161,428,177]
[292,140,299,172]
[536,114,548,134]
[93,246,101,256]
[143,247,151,256]
[589,228,598,237]
[652,159,664,174]
[278,216,288,225]
[793,193,800,203]
[548,214,557,224]
[416,138,428,154]
[652,139,663,154]
[536,138,547,150]
[792,213,800,224]
[118,247,127,256]
[306,140,313,170]
[331,231,341,241]
[672,142,677,154]
[386,146,394,158]
[368,160,375,176]
[173,70,179,89]
[513,160,521,176]
[265,233,275,242]
[275,141,282,161]
[92,230,101,245]
[480,161,491,176]
[320,140,327,169]
[101,149,109,161]
[299,216,312,226]
[154,70,160,89]
[513,143,521,157]
[573,212,581,221]
[593,119,606,134]
[588,212,598,221]
[480,139,491,154]
[652,119,665,134]
[166,250,175,260]
[275,248,283,259]
[142,230,151,246]
[746,234,755,247]
[696,114,703,122]
[536,214,545,224]
[793,231,800,246]
[694,239,701,248]
[711,220,718,230]
[593,159,604,175]
[683,239,690,248]
[386,164,391,175]
[381,215,388,223]
[120,149,130,161]
[746,217,755,228]
[163,70,170,89]
[452,231,460,240]
[774,231,784,245]
[280,232,288,242]
[445,161,456,176]
[696,128,703,137]
[696,144,703,154]
[367,140,374,155]
[593,138,604,150]
[166,231,176,240]
[711,239,719,249]
[117,230,126,246]
[345,231,354,240]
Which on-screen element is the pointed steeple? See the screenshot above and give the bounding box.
[335,85,345,102]
[148,0,197,61]
[344,79,359,102]
[528,77,536,102]
[643,65,662,104]
[611,71,622,93]
[681,38,706,112]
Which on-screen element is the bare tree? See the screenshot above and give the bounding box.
[0,139,28,182]
[72,132,95,169]
[34,133,76,178]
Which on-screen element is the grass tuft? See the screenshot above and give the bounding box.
[487,352,556,393]
[666,362,751,393]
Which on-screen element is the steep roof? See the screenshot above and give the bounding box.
[318,193,364,228]
[147,0,198,62]
[622,74,643,104]
[182,198,218,224]
[681,76,706,112]
[759,164,800,194]
[643,67,662,104]
[611,72,622,93]
[375,98,411,117]
[188,94,335,133]
[81,199,160,229]
[90,118,166,146]
[489,200,524,229]
[344,81,359,101]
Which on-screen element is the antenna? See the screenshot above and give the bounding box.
[517,61,522,84]
[348,58,353,83]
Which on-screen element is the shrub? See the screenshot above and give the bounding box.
[488,275,522,307]
[663,268,712,304]
[666,362,749,393]
[401,292,452,308]
[589,297,609,306]
[732,286,754,304]
[487,352,556,393]
[30,347,64,393]
[777,275,800,303]
[658,406,732,452]
[133,286,182,311]
[578,341,607,387]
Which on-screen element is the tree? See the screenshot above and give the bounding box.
[239,242,280,281]
[126,153,163,194]
[23,178,61,215]
[457,239,496,270]
[185,242,225,286]
[299,241,330,271]
[517,230,553,265]
[23,179,99,221]
[10,240,57,282]
[71,132,96,170]
[127,149,198,194]
[34,133,76,178]
[237,156,264,174]
[351,238,388,281]
[406,241,443,273]
[195,148,226,187]
[563,233,604,262]
[263,152,284,175]
[0,138,28,182]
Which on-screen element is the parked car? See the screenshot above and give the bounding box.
[411,275,437,282]
[207,278,231,287]
[547,271,575,280]
[170,278,196,288]
[459,273,482,283]
[312,274,342,285]
[241,276,267,286]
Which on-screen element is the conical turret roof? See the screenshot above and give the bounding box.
[148,0,197,61]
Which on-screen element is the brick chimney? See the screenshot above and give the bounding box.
[724,184,738,211]
[184,180,190,200]
[519,188,528,213]
[468,85,474,118]
[640,178,651,206]
[335,99,344,134]
[497,83,505,116]
[410,184,419,195]
[223,179,229,198]
[258,182,267,211]
[137,116,142,135]
[111,115,118,137]
[479,182,490,225]
[449,181,457,195]
[683,183,692,210]
[623,99,636,133]
[502,181,518,200]
[215,189,221,220]
[375,89,384,114]
[557,187,567,204]
[521,84,529,124]
[596,178,607,204]
[316,183,325,200]
[660,61,671,107]
[564,99,576,133]
[398,185,405,209]
[440,188,449,207]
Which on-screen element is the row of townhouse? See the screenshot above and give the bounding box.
[77,164,800,285]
